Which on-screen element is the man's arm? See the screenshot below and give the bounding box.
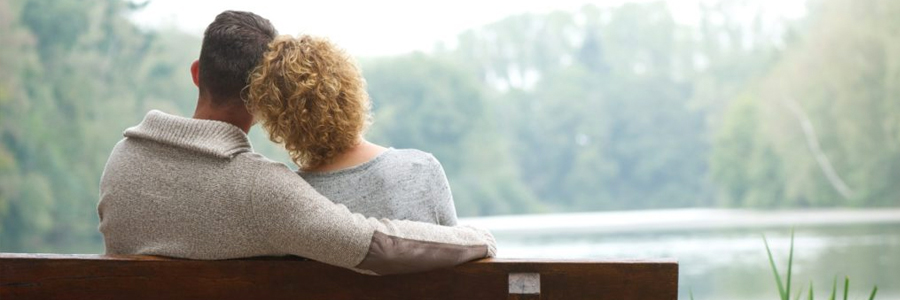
[249,165,495,275]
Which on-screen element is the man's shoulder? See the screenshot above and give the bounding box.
[233,152,317,196]
[233,152,298,178]
[234,151,286,166]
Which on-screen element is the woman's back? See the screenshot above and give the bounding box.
[246,35,460,226]
[298,148,457,226]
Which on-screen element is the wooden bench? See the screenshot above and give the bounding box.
[0,253,678,299]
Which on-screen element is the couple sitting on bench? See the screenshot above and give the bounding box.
[98,10,496,276]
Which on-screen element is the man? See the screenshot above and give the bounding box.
[98,11,496,275]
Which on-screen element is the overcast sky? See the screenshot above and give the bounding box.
[130,0,806,57]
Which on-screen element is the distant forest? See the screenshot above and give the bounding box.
[1,0,898,252]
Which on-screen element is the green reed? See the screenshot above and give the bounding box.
[763,230,878,300]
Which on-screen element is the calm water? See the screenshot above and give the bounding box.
[461,209,900,300]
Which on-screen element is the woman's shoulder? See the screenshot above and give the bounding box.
[382,148,440,165]
[372,148,444,178]
[379,148,445,171]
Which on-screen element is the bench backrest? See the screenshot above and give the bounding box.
[0,253,678,299]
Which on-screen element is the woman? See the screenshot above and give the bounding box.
[246,35,458,226]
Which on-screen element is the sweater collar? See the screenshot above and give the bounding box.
[124,110,252,159]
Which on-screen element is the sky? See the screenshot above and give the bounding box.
[130,0,806,58]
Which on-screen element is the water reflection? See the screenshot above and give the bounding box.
[461,209,900,300]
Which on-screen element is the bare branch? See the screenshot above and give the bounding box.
[781,97,855,199]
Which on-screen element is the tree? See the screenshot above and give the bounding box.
[710,0,900,208]
[363,53,544,216]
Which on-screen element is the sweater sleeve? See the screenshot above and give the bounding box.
[249,164,496,275]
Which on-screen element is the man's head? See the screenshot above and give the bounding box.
[195,11,277,106]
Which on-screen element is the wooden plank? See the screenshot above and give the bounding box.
[509,294,542,300]
[0,253,678,300]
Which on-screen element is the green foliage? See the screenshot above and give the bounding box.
[363,53,544,216]
[1,0,190,252]
[710,0,900,208]
[712,94,787,207]
[443,2,740,211]
[764,232,793,300]
[764,231,878,300]
[809,281,814,300]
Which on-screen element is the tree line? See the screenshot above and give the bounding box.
[1,0,897,252]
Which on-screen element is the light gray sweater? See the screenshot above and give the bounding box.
[299,148,458,226]
[98,110,495,275]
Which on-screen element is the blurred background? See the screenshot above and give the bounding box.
[0,0,897,299]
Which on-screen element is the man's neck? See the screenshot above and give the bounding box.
[193,97,253,133]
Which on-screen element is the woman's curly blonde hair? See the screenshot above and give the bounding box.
[246,34,371,169]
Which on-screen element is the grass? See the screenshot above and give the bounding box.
[763,230,879,300]
[691,230,880,300]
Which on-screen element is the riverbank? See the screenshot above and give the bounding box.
[460,208,900,236]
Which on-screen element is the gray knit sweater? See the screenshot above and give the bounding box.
[299,148,458,226]
[98,110,495,275]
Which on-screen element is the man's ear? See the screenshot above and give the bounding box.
[190,60,200,87]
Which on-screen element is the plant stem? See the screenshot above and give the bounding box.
[764,235,788,300]
[868,286,878,300]
[787,230,795,299]
[843,277,849,300]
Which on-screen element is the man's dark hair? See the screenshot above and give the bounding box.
[199,11,276,105]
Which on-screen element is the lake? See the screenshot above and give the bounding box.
[460,208,900,300]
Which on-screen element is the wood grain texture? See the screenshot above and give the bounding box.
[508,294,542,300]
[0,253,678,300]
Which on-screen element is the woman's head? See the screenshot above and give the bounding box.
[247,35,371,169]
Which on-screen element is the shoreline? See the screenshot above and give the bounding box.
[459,208,900,235]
